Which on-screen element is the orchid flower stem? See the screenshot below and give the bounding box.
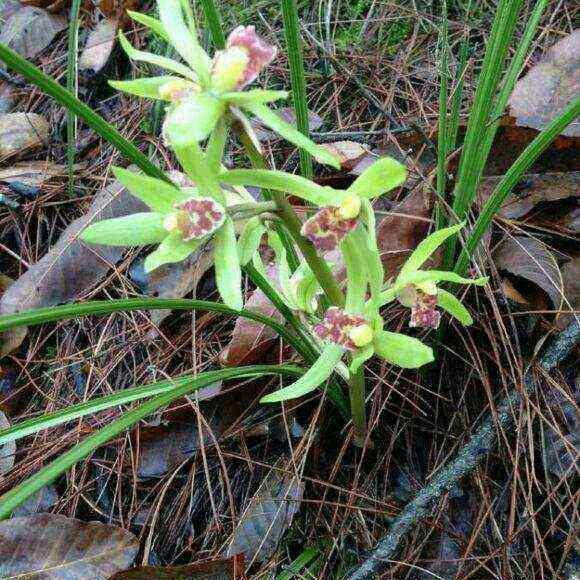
[227,201,277,220]
[349,366,367,447]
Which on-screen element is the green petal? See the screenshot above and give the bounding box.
[268,231,296,309]
[373,331,434,369]
[109,76,183,101]
[398,223,464,279]
[223,90,289,106]
[214,219,243,310]
[238,216,266,266]
[118,31,197,81]
[437,288,473,325]
[163,93,225,147]
[294,266,320,314]
[113,166,187,212]
[242,102,340,169]
[349,345,374,374]
[219,169,337,206]
[404,270,488,288]
[144,233,200,272]
[342,234,368,315]
[158,0,211,82]
[127,11,169,41]
[261,344,344,403]
[81,213,166,246]
[347,157,407,199]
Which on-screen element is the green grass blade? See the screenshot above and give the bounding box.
[0,365,303,447]
[66,0,82,197]
[199,0,226,49]
[456,98,580,276]
[0,42,168,182]
[280,0,314,179]
[0,365,301,519]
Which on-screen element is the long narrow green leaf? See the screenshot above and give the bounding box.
[456,98,580,276]
[66,0,82,197]
[0,43,169,182]
[199,0,226,49]
[0,365,302,519]
[280,0,313,178]
[0,365,303,447]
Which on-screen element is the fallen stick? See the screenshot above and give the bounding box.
[348,320,579,579]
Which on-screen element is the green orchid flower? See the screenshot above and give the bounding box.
[80,167,244,310]
[109,0,338,167]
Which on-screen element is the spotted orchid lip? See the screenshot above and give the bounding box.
[301,207,358,252]
[409,292,441,329]
[172,197,226,241]
[313,307,370,351]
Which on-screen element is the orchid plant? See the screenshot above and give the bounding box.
[81,0,487,442]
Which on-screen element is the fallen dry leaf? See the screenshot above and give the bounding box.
[109,556,246,579]
[0,173,145,353]
[0,82,16,115]
[225,468,304,565]
[321,140,369,170]
[557,257,580,328]
[0,514,138,578]
[376,187,435,278]
[0,160,68,187]
[509,30,580,137]
[0,409,15,475]
[79,17,119,75]
[0,6,66,68]
[478,171,580,219]
[12,484,59,517]
[0,112,49,159]
[494,236,563,308]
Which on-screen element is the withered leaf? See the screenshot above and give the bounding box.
[0,174,145,352]
[0,6,66,68]
[109,556,245,579]
[0,514,138,578]
[376,188,435,279]
[509,30,580,137]
[0,112,49,159]
[494,236,563,308]
[0,161,68,187]
[79,18,119,75]
[478,171,580,219]
[320,141,369,170]
[0,409,15,475]
[225,469,304,565]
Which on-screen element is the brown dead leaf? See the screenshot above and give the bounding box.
[376,188,435,278]
[0,112,49,159]
[478,171,580,219]
[0,82,17,115]
[225,468,304,565]
[79,18,119,75]
[0,160,68,187]
[99,0,138,20]
[0,514,138,578]
[321,141,369,170]
[494,237,564,308]
[0,409,15,475]
[221,270,282,367]
[0,174,145,353]
[110,556,246,579]
[0,6,66,68]
[509,30,580,137]
[557,257,580,328]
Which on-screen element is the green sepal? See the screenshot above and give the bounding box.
[242,102,340,169]
[373,331,434,369]
[436,288,473,325]
[398,223,464,279]
[223,90,289,106]
[113,166,187,212]
[294,266,320,314]
[219,169,337,206]
[402,270,488,288]
[268,231,296,309]
[118,31,197,81]
[81,213,167,247]
[349,345,374,375]
[347,157,407,199]
[261,344,344,403]
[163,93,225,147]
[214,219,243,310]
[157,0,211,83]
[238,216,266,266]
[144,233,200,272]
[342,234,368,315]
[205,118,229,173]
[127,11,169,41]
[109,76,184,101]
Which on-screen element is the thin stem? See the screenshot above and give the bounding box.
[227,201,277,219]
[348,366,367,447]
